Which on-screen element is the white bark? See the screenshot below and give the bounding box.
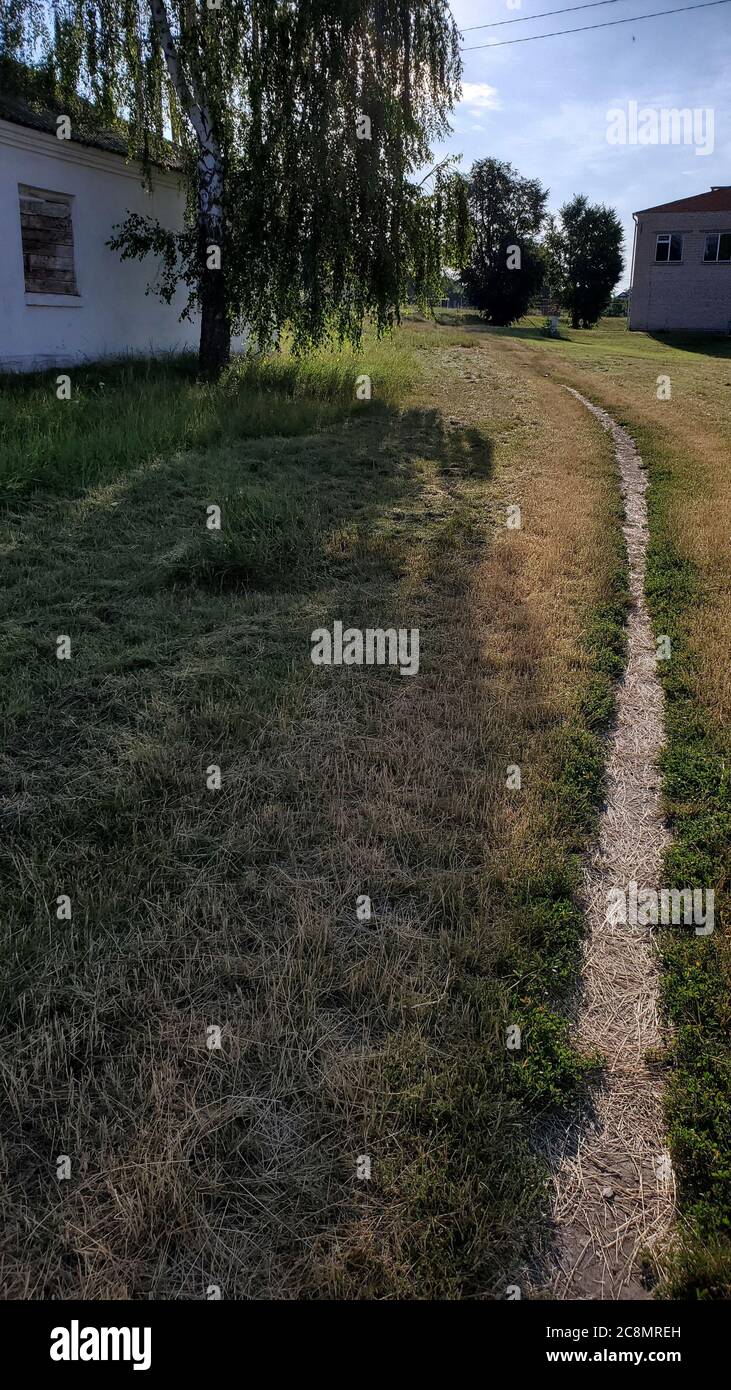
[148,0,223,227]
[148,0,220,162]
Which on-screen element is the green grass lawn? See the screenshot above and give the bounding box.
[0,339,413,499]
[494,316,731,1298]
[0,323,633,1297]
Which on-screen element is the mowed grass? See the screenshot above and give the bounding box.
[0,338,413,498]
[489,316,731,1298]
[0,324,625,1298]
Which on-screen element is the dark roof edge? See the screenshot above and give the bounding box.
[634,189,731,215]
[0,89,182,172]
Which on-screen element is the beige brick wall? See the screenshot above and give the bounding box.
[629,210,731,333]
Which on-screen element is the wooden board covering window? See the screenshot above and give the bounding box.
[19,186,78,295]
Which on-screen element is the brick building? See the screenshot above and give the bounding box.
[629,187,731,334]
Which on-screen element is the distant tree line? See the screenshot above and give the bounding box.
[450,158,624,329]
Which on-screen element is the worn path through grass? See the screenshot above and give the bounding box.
[487,318,730,1299]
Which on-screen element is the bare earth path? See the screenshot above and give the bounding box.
[539,389,675,1299]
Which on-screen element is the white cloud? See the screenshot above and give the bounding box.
[459,82,500,114]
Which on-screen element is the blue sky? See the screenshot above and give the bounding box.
[435,0,731,285]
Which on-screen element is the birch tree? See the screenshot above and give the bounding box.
[2,1,465,376]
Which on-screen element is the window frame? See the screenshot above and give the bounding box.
[655,232,684,264]
[18,184,79,298]
[703,231,731,263]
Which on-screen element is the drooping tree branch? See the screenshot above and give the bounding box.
[3,2,465,375]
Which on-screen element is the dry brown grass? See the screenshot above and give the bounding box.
[503,323,731,726]
[494,317,730,1296]
[0,323,623,1299]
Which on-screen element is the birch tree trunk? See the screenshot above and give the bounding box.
[196,144,230,378]
[149,0,230,377]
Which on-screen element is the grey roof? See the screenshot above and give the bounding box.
[0,88,181,169]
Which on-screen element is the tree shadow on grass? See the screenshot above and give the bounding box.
[143,407,494,594]
[647,330,731,358]
[1,397,495,793]
[0,387,512,1300]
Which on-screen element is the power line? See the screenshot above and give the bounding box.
[462,0,623,31]
[462,0,731,47]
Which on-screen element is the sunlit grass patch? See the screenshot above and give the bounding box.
[0,333,417,499]
[499,315,731,1297]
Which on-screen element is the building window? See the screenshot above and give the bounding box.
[703,232,731,262]
[655,233,683,263]
[19,185,78,295]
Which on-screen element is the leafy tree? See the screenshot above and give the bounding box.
[2,2,466,377]
[544,195,624,329]
[460,157,548,327]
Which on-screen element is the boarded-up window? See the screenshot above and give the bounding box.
[19,186,78,295]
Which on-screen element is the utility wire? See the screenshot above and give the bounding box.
[462,0,731,48]
[463,0,623,30]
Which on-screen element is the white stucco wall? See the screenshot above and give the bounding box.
[0,118,245,370]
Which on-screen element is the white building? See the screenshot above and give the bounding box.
[0,90,240,371]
